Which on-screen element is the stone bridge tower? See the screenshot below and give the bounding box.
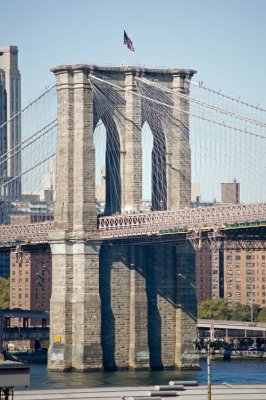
[48,65,199,371]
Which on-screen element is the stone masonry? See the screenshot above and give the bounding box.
[47,65,199,371]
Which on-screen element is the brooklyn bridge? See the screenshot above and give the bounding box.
[0,64,265,371]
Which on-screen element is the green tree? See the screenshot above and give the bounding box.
[198,298,261,321]
[256,308,266,322]
[0,277,9,308]
[198,298,231,320]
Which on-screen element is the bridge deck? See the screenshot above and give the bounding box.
[0,203,265,244]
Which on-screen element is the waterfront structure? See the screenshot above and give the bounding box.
[48,64,199,371]
[0,46,21,200]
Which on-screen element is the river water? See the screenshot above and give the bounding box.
[26,359,266,389]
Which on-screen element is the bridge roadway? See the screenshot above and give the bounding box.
[0,203,265,246]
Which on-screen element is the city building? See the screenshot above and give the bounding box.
[0,45,21,200]
[7,200,53,328]
[9,247,52,323]
[221,178,240,204]
[196,180,266,310]
[196,243,224,302]
[223,249,266,307]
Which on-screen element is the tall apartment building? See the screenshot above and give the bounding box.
[9,248,52,320]
[223,249,266,307]
[195,243,224,302]
[196,180,266,309]
[196,245,266,308]
[0,45,21,199]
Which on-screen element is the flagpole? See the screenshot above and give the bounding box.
[122,30,135,66]
[121,44,127,67]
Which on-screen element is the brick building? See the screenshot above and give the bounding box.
[196,180,266,308]
[9,247,52,323]
[196,246,266,308]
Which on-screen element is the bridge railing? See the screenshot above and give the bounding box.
[99,203,266,238]
[0,203,265,243]
[0,221,54,245]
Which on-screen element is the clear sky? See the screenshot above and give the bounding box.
[1,0,266,107]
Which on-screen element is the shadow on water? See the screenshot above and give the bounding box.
[24,359,266,389]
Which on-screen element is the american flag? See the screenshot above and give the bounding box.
[124,31,135,52]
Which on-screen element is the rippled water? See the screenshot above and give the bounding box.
[26,359,266,389]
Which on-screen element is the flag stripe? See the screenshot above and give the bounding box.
[124,31,135,52]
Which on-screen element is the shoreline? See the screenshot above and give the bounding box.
[4,350,266,365]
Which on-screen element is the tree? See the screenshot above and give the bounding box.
[198,298,231,320]
[0,277,9,309]
[197,298,260,321]
[256,308,266,322]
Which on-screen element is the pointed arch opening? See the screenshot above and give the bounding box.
[94,117,121,216]
[142,119,167,211]
[141,122,153,206]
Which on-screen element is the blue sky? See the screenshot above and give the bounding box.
[2,0,266,106]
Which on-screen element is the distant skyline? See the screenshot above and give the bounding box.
[1,0,266,108]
